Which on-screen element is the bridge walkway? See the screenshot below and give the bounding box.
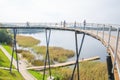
[84,30,120,80]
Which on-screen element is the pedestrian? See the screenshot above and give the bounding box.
[63,20,66,28]
[83,20,86,29]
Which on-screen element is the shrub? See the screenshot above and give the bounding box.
[0,29,12,45]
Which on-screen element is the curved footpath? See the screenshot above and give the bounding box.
[0,45,37,80]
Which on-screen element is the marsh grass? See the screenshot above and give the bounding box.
[33,46,75,63]
[78,61,108,80]
[52,61,108,80]
[18,50,44,66]
[29,61,108,80]
[18,50,35,63]
[31,60,44,66]
[16,35,40,47]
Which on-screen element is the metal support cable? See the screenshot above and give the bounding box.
[10,28,19,72]
[75,31,80,80]
[43,29,52,80]
[70,32,85,80]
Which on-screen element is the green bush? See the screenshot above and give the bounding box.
[0,29,12,45]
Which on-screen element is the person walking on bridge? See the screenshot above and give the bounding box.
[83,20,86,29]
[63,20,66,28]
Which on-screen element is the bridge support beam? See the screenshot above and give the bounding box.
[107,26,112,48]
[102,24,105,41]
[70,32,85,80]
[112,27,120,78]
[96,24,99,36]
[43,29,52,80]
[106,55,114,80]
[10,28,19,73]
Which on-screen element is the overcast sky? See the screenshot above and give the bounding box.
[0,0,120,24]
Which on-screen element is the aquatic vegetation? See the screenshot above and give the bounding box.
[29,61,108,80]
[33,46,75,63]
[16,35,40,47]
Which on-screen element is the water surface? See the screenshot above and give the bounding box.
[21,30,108,62]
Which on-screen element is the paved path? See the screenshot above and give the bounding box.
[0,45,37,80]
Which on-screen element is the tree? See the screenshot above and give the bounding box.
[0,29,12,45]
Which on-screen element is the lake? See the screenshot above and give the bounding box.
[20,30,108,62]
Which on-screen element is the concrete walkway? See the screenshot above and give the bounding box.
[0,45,37,80]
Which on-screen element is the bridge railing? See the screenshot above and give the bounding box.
[81,23,120,79]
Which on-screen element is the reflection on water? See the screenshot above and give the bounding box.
[20,30,108,62]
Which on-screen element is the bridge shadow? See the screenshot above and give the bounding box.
[107,55,114,80]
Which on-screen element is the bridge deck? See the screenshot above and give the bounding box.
[85,30,120,80]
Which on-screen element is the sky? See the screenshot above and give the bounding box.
[0,0,120,24]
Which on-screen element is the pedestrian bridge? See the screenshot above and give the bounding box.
[0,22,120,80]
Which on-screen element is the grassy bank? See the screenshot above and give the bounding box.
[2,44,17,60]
[16,35,40,47]
[29,61,108,80]
[0,69,24,80]
[33,46,75,63]
[0,49,24,80]
[0,49,11,67]
[28,70,47,80]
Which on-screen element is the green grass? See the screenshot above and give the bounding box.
[33,46,75,63]
[16,35,40,47]
[0,69,24,80]
[28,70,47,80]
[0,49,11,67]
[0,49,24,80]
[2,44,17,60]
[29,61,108,80]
